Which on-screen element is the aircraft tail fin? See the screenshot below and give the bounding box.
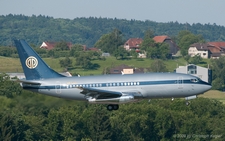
[14,39,65,80]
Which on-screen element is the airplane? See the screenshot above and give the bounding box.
[14,39,211,111]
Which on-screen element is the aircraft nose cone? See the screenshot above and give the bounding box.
[204,82,212,91]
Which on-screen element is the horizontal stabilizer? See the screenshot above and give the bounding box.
[17,79,41,85]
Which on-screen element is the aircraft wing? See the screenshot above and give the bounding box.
[80,87,122,99]
[79,87,143,99]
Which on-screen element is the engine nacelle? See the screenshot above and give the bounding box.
[87,95,137,104]
[185,95,197,100]
[119,95,134,102]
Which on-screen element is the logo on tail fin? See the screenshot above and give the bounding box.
[25,56,38,69]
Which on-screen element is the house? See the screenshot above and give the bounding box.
[208,42,225,56]
[153,35,179,56]
[40,41,73,50]
[188,43,211,58]
[109,64,144,74]
[124,38,143,51]
[176,64,212,83]
[188,42,225,59]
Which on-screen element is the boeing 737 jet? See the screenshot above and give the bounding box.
[14,40,211,111]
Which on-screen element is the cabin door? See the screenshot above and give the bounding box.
[177,77,183,89]
[55,81,61,94]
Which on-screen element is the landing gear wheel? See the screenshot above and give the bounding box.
[186,101,190,106]
[107,104,119,111]
[107,105,113,111]
[113,104,119,110]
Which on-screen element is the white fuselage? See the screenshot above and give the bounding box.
[22,73,211,104]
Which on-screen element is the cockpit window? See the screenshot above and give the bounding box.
[190,79,198,83]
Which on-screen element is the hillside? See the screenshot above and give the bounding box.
[1,14,225,47]
[0,56,189,75]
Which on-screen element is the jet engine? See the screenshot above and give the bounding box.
[88,95,138,104]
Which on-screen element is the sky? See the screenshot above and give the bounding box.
[1,0,225,27]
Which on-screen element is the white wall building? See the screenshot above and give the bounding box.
[188,43,210,59]
[176,64,212,83]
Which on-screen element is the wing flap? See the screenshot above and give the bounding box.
[80,87,143,99]
[80,87,122,99]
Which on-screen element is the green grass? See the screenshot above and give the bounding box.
[0,56,22,72]
[199,90,225,104]
[0,56,209,75]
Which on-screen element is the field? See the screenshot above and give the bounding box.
[200,90,225,104]
[0,56,188,75]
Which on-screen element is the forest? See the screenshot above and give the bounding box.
[0,73,225,140]
[0,14,225,47]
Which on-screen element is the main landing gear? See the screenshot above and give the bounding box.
[185,101,190,106]
[107,104,119,111]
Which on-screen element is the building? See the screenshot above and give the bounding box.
[188,42,225,59]
[109,64,144,74]
[188,43,211,58]
[124,38,143,51]
[208,42,225,56]
[153,35,179,56]
[176,64,212,83]
[40,41,73,50]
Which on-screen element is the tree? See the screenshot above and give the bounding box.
[211,56,225,90]
[150,59,168,72]
[59,56,72,71]
[55,41,70,51]
[177,30,205,56]
[190,54,202,64]
[0,114,15,140]
[75,53,93,69]
[47,50,55,58]
[84,106,112,141]
[113,46,128,59]
[144,29,154,39]
[94,29,124,54]
[129,50,138,59]
[140,37,155,51]
[0,73,22,98]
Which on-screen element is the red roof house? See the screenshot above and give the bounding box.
[40,41,73,50]
[153,35,179,55]
[124,38,143,51]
